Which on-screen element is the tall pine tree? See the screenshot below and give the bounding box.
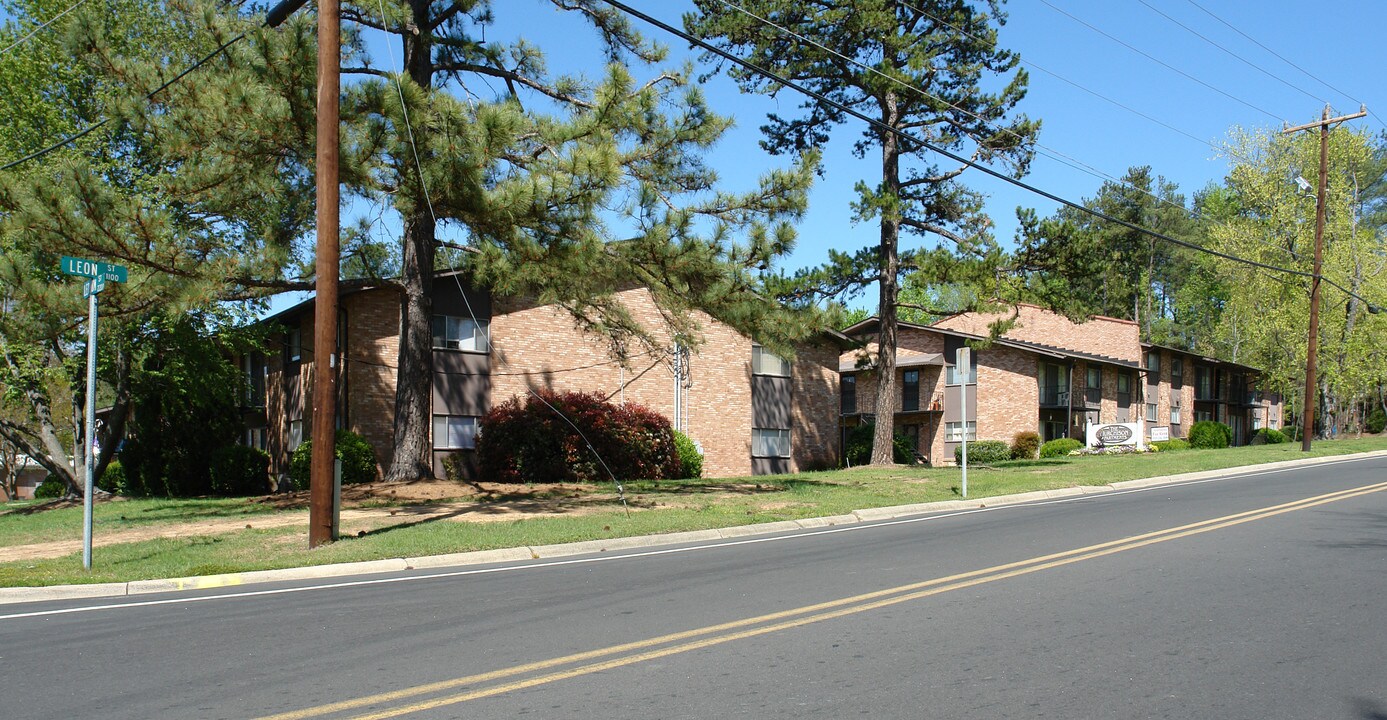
[689,0,1038,464]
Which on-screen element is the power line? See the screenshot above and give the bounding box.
[1134,0,1325,105]
[1179,0,1387,135]
[0,0,90,56]
[604,0,1383,313]
[1036,0,1284,124]
[716,0,1187,217]
[902,0,1253,167]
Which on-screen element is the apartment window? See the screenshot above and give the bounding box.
[946,353,977,385]
[1170,358,1183,387]
[1170,401,1182,427]
[1195,409,1213,423]
[751,345,791,377]
[1146,350,1160,374]
[1195,366,1213,400]
[752,428,791,458]
[1252,410,1263,430]
[902,370,920,411]
[244,427,266,451]
[288,419,304,451]
[945,421,977,442]
[242,354,267,406]
[841,375,856,414]
[432,315,489,352]
[1085,366,1102,404]
[1117,372,1132,408]
[287,327,302,363]
[433,415,479,450]
[1145,403,1158,422]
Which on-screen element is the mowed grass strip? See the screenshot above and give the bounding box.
[2,437,1385,588]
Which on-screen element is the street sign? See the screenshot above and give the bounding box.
[82,276,106,297]
[61,255,127,283]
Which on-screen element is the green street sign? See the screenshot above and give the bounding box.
[100,262,127,283]
[60,256,126,283]
[83,276,106,297]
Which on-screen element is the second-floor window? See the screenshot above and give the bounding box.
[902,370,920,411]
[1085,366,1102,404]
[432,315,489,352]
[1196,366,1213,400]
[1146,350,1160,375]
[752,345,790,376]
[287,327,302,363]
[1117,372,1132,408]
[841,375,856,414]
[1170,357,1183,387]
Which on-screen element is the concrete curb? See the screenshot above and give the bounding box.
[4,449,1384,606]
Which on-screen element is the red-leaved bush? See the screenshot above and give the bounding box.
[477,390,680,483]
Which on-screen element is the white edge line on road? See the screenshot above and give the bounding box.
[2,454,1382,622]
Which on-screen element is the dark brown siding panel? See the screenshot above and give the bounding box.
[752,457,790,476]
[752,375,792,428]
[433,282,491,320]
[431,351,490,416]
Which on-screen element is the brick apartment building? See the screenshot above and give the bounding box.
[241,273,846,482]
[840,305,1283,465]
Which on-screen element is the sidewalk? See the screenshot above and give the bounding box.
[4,450,1383,606]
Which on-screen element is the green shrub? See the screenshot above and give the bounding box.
[209,445,271,496]
[1039,438,1083,458]
[1188,420,1232,449]
[96,460,127,495]
[34,474,67,499]
[672,430,703,479]
[843,422,914,466]
[477,391,680,483]
[288,430,379,489]
[956,440,1011,465]
[1367,408,1386,434]
[1152,438,1190,452]
[1251,427,1288,445]
[1011,431,1041,460]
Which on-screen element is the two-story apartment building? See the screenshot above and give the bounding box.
[840,305,1282,464]
[242,273,847,482]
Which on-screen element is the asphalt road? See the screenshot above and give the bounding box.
[4,455,1387,719]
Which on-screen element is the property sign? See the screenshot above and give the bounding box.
[1087,422,1140,448]
[1149,426,1170,442]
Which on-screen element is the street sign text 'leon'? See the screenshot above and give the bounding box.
[61,255,127,283]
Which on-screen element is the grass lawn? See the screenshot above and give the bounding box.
[2,436,1384,588]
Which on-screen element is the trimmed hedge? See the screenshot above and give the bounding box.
[96,460,127,495]
[210,445,272,496]
[477,391,680,483]
[672,430,703,479]
[1367,408,1386,435]
[956,440,1011,465]
[1011,431,1041,460]
[1188,420,1232,449]
[1039,438,1083,458]
[843,422,914,466]
[288,430,379,490]
[1153,438,1190,452]
[1251,428,1288,445]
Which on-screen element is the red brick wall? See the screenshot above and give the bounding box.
[934,303,1141,363]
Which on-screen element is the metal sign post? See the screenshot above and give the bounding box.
[958,346,970,499]
[61,256,127,570]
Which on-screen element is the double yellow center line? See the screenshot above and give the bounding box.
[259,478,1387,720]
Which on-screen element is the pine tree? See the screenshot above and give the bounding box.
[689,0,1038,464]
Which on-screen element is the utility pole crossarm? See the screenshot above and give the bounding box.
[1282,105,1368,135]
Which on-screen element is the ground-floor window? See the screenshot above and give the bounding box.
[1145,403,1158,422]
[752,427,791,458]
[945,421,977,442]
[288,419,304,451]
[1170,403,1182,426]
[244,427,267,451]
[433,415,479,450]
[1041,419,1065,442]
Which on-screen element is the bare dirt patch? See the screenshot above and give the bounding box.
[0,480,630,564]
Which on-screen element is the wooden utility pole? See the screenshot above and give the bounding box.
[310,0,341,547]
[1282,104,1367,452]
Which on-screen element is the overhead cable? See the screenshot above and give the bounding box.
[600,0,1382,313]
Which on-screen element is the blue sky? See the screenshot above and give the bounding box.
[475,0,1384,309]
[7,1,1384,311]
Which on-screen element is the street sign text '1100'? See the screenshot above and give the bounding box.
[61,255,127,283]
